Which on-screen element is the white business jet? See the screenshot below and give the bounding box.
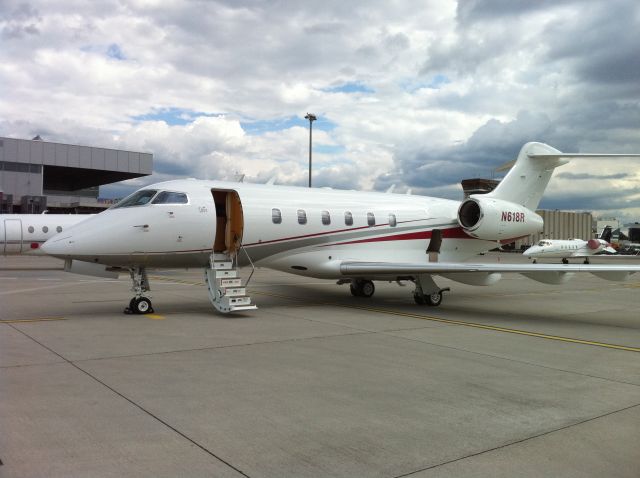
[42,142,640,315]
[523,226,616,264]
[0,213,91,255]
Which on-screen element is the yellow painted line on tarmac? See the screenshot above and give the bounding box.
[145,314,166,320]
[251,290,640,354]
[143,278,640,353]
[0,317,66,324]
[346,305,640,353]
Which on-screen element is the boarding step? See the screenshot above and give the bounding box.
[230,304,258,312]
[206,252,257,314]
[219,277,242,287]
[215,269,238,279]
[220,295,252,308]
[222,287,246,297]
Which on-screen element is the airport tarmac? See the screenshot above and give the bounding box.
[1,254,639,477]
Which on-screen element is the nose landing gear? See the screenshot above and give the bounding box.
[124,267,154,314]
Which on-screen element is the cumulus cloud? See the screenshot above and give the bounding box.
[0,0,639,221]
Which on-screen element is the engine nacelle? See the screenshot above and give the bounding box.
[587,239,601,250]
[457,197,543,241]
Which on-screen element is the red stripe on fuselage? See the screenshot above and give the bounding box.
[242,218,429,247]
[320,226,473,247]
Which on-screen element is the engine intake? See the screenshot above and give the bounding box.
[457,197,543,241]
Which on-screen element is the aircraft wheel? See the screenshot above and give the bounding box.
[425,291,442,306]
[562,258,569,264]
[350,283,361,296]
[133,297,154,314]
[360,280,375,298]
[413,292,426,305]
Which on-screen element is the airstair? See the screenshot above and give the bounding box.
[205,251,257,313]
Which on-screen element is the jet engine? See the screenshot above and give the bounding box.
[587,239,602,250]
[457,197,543,241]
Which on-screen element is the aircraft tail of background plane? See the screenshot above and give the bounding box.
[600,225,613,242]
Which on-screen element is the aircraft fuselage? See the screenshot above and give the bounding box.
[42,179,497,277]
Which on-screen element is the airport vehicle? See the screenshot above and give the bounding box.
[42,142,640,314]
[1,213,91,255]
[523,226,616,263]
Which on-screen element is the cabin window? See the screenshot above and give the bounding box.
[344,211,353,226]
[151,191,188,204]
[297,209,307,225]
[389,214,397,227]
[112,189,158,208]
[28,226,34,234]
[272,208,282,224]
[42,226,48,233]
[367,212,375,226]
[321,210,331,225]
[56,226,62,233]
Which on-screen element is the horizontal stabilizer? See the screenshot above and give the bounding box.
[528,153,640,160]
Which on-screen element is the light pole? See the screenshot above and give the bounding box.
[305,113,316,187]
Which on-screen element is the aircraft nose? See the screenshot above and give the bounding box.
[41,234,75,257]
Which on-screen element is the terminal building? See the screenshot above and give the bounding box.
[0,136,152,213]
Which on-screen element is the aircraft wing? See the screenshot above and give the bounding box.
[340,260,640,280]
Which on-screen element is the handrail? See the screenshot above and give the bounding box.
[239,241,256,287]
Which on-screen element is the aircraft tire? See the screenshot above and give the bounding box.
[413,293,426,305]
[425,292,442,306]
[350,283,361,296]
[133,297,153,314]
[360,280,375,298]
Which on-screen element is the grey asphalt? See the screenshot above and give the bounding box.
[1,254,639,477]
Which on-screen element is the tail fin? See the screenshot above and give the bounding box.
[486,142,640,210]
[600,225,613,242]
[486,142,568,210]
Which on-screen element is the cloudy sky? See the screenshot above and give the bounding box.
[1,0,639,221]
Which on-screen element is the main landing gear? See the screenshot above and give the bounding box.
[350,279,375,297]
[413,290,444,306]
[413,274,449,307]
[124,266,154,314]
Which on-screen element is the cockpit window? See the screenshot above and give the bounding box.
[152,191,189,205]
[538,240,551,246]
[112,189,158,208]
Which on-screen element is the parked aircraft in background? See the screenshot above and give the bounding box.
[523,226,616,263]
[1,213,91,255]
[42,142,640,315]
